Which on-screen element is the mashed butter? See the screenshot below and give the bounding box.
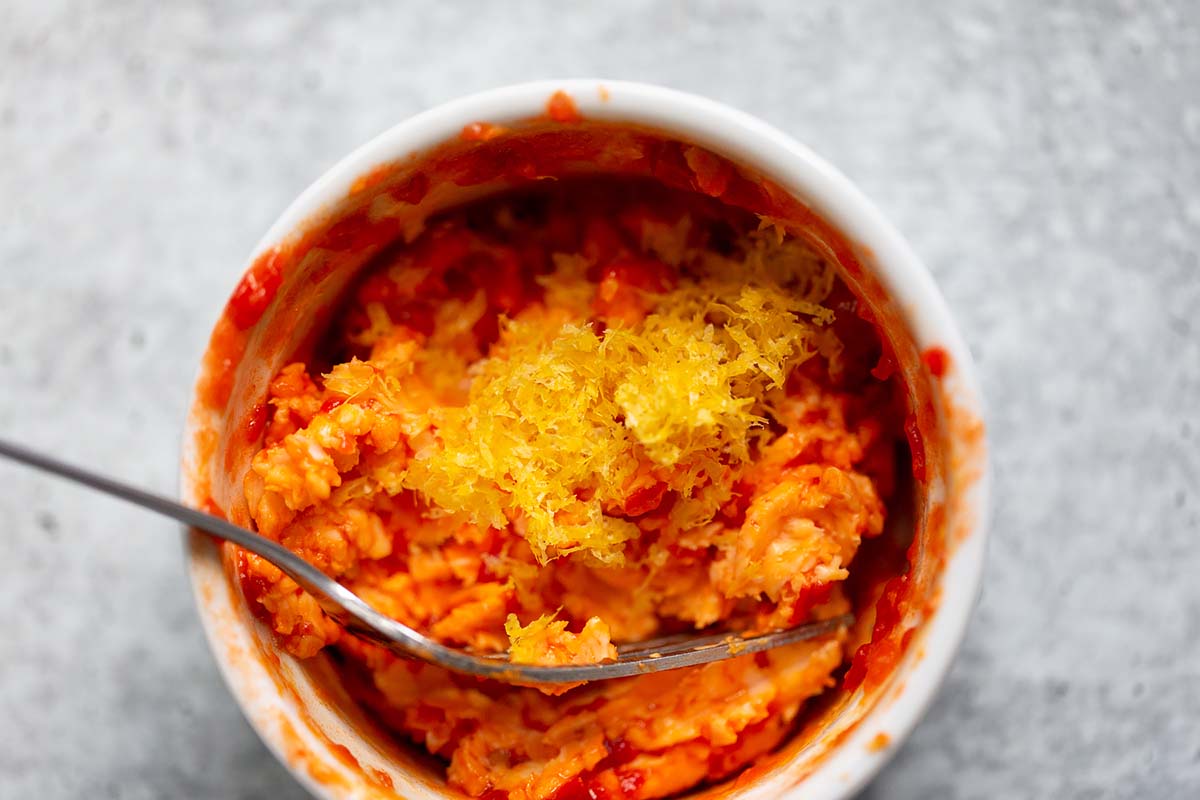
[236,178,899,799]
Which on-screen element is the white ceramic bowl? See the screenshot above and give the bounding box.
[182,79,989,800]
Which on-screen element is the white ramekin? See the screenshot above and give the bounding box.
[182,79,989,800]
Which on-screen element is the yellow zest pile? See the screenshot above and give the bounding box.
[404,235,842,565]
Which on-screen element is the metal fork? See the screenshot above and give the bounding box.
[0,438,850,684]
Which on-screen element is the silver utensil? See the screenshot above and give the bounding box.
[0,438,850,684]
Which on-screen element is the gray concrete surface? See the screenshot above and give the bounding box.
[1,1,1197,798]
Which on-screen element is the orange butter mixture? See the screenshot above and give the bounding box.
[237,179,902,799]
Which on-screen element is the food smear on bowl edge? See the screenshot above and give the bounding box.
[188,98,965,800]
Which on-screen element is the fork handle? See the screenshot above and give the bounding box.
[0,437,401,640]
[0,437,298,560]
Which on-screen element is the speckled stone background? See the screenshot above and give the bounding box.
[1,1,1197,798]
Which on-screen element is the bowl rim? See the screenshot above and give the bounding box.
[182,78,990,800]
